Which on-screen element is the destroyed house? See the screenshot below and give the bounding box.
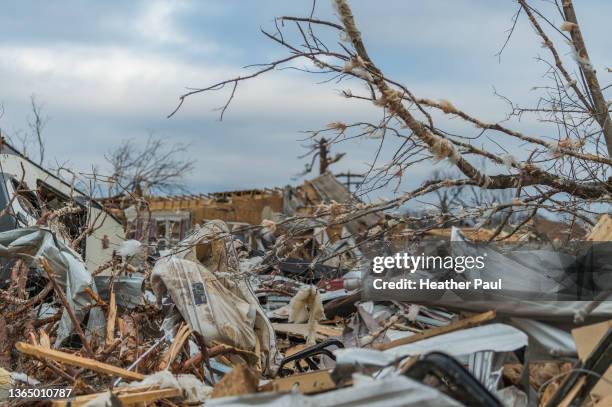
[114,173,382,252]
[123,188,284,249]
[0,139,125,269]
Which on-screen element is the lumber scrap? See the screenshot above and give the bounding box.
[593,394,612,407]
[375,310,496,351]
[51,387,182,407]
[84,287,107,307]
[259,370,338,394]
[272,323,342,341]
[587,214,612,241]
[16,342,145,381]
[158,323,192,370]
[571,320,612,399]
[105,286,116,346]
[180,343,258,371]
[210,364,259,398]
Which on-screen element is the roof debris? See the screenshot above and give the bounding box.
[0,172,610,407]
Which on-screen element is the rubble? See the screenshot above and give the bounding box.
[1,169,611,406]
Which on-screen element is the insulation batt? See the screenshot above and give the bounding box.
[129,371,212,403]
[117,239,142,257]
[289,285,325,344]
[0,368,10,402]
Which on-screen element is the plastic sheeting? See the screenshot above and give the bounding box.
[151,220,279,374]
[334,323,527,368]
[151,256,258,350]
[0,227,105,346]
[384,323,527,361]
[207,375,464,407]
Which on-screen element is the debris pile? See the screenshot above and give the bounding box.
[1,173,611,406]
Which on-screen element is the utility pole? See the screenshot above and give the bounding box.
[319,137,329,174]
[335,171,364,192]
[295,137,345,178]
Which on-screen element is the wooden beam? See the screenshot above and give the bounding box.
[158,323,192,370]
[259,370,337,394]
[272,323,342,341]
[375,310,496,351]
[52,387,182,407]
[84,287,107,307]
[105,286,116,346]
[16,342,144,381]
[211,364,259,398]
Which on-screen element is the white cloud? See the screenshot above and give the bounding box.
[0,42,381,123]
[0,0,609,197]
[136,0,188,44]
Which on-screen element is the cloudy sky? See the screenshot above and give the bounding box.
[0,0,609,200]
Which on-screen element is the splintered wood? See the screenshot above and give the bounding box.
[587,214,612,241]
[375,310,496,351]
[16,342,145,381]
[272,323,343,341]
[51,386,182,407]
[158,323,192,370]
[211,364,259,398]
[259,370,338,394]
[105,286,117,346]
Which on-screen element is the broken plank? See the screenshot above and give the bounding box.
[211,364,259,398]
[571,320,612,399]
[158,323,192,370]
[84,287,107,307]
[105,286,116,346]
[51,385,159,406]
[375,310,496,351]
[272,323,342,341]
[259,370,338,394]
[587,214,612,241]
[52,388,181,407]
[16,342,144,381]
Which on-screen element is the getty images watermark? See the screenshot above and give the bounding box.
[370,252,502,291]
[362,240,611,302]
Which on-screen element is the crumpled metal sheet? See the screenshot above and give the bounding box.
[468,350,506,392]
[94,274,144,309]
[383,323,527,362]
[207,375,464,407]
[334,323,527,373]
[508,318,577,360]
[0,227,105,346]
